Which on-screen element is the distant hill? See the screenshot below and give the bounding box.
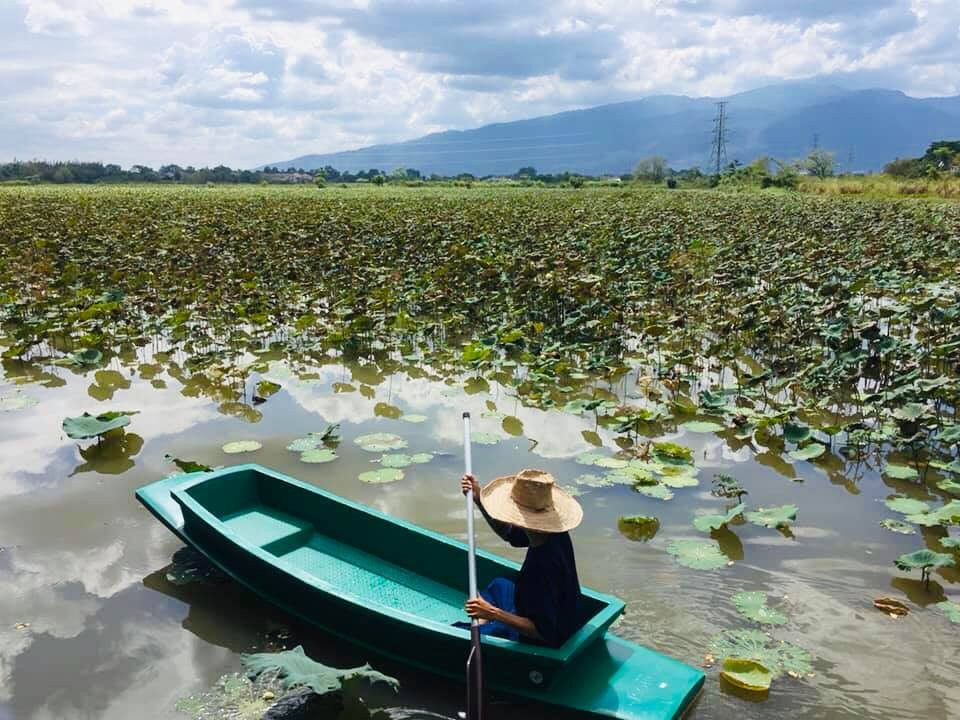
[263,80,960,175]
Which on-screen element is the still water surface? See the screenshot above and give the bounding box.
[1,353,958,720]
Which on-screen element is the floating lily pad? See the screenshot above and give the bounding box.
[789,443,825,461]
[731,591,788,625]
[708,629,813,679]
[720,658,772,692]
[574,473,613,488]
[940,537,960,549]
[471,431,503,445]
[693,503,744,532]
[62,411,132,439]
[575,452,628,469]
[681,419,725,433]
[286,436,320,452]
[241,645,398,696]
[560,484,586,497]
[746,504,798,529]
[635,483,674,500]
[659,472,700,489]
[300,448,338,464]
[666,539,727,569]
[379,452,432,468]
[895,549,955,574]
[222,440,262,454]
[938,479,960,495]
[354,433,407,452]
[880,519,916,535]
[359,468,404,484]
[400,414,428,423]
[885,497,930,515]
[164,454,213,473]
[0,391,37,412]
[69,348,103,366]
[618,515,660,542]
[933,600,960,623]
[884,463,920,480]
[652,442,693,465]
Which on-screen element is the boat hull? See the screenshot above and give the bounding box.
[137,465,703,719]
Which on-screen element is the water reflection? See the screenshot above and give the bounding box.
[1,350,959,720]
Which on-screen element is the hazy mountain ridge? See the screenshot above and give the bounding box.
[264,81,960,175]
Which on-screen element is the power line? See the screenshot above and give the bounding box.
[709,101,728,175]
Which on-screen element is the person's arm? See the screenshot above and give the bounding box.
[465,596,544,641]
[461,474,528,546]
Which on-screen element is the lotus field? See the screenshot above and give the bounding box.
[1,184,959,718]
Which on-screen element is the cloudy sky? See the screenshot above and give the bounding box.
[2,0,958,168]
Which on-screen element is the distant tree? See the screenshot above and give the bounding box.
[516,166,537,179]
[569,176,585,188]
[371,174,385,186]
[314,175,326,188]
[884,157,924,178]
[633,156,666,183]
[804,149,835,179]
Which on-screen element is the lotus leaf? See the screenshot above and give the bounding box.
[652,441,693,465]
[885,497,930,515]
[938,479,960,495]
[471,431,503,445]
[574,473,612,488]
[693,503,745,532]
[374,402,403,419]
[894,549,955,584]
[666,539,727,569]
[380,453,432,468]
[746,504,798,529]
[241,645,398,695]
[300,448,338,464]
[358,468,404,483]
[400,414,428,423]
[617,515,659,542]
[934,600,960,624]
[560,485,585,497]
[62,411,132,439]
[502,416,524,436]
[681,419,725,433]
[719,658,772,692]
[879,519,916,535]
[659,473,700,489]
[286,437,320,452]
[635,483,674,501]
[576,452,628,469]
[940,537,960,549]
[70,348,103,366]
[708,629,813,679]
[222,441,262,454]
[884,463,920,480]
[164,455,213,473]
[789,443,825,461]
[354,433,407,452]
[731,591,788,625]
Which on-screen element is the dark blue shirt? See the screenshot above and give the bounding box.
[506,527,582,648]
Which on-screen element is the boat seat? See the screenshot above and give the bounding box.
[221,506,313,547]
[275,532,467,625]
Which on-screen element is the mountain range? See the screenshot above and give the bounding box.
[264,80,960,175]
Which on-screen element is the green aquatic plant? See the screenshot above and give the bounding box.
[354,433,406,452]
[730,591,788,625]
[617,515,660,542]
[358,468,404,484]
[894,549,955,587]
[241,645,399,695]
[222,441,262,454]
[712,474,748,502]
[879,519,916,535]
[933,600,960,624]
[708,629,813,679]
[164,454,214,473]
[300,448,338,464]
[746,504,798,529]
[62,411,135,440]
[379,453,432,468]
[0,391,38,411]
[719,658,772,692]
[693,503,745,532]
[652,441,694,465]
[666,539,728,570]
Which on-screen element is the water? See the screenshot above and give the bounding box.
[1,353,958,720]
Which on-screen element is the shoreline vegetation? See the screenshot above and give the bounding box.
[2,140,958,201]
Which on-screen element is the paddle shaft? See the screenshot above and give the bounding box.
[462,411,484,720]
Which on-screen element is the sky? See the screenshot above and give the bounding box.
[1,0,958,168]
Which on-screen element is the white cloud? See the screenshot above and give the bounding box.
[0,0,957,166]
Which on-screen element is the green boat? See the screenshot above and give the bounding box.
[136,464,704,719]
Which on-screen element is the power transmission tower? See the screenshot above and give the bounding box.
[846,147,855,174]
[709,101,729,175]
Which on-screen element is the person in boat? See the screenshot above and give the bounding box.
[460,468,583,648]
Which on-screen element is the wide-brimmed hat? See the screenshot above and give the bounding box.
[480,469,583,533]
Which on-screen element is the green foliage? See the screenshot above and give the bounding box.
[730,591,788,625]
[62,411,133,439]
[693,503,744,532]
[354,433,407,452]
[617,515,660,542]
[222,440,262,454]
[666,539,728,569]
[746,504,798,529]
[708,630,813,679]
[241,645,398,695]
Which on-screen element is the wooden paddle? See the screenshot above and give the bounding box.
[462,411,484,720]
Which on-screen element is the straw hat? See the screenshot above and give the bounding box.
[480,469,583,533]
